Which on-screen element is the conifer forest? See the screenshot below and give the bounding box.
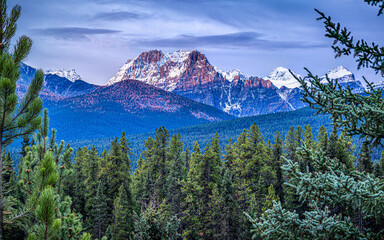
[0,0,384,239]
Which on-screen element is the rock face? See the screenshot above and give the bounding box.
[108,50,296,117]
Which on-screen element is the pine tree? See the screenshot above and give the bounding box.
[272,131,284,204]
[83,145,102,231]
[27,187,61,240]
[262,184,279,212]
[374,151,384,177]
[217,168,240,240]
[133,204,180,240]
[110,184,134,240]
[316,125,328,152]
[165,133,185,218]
[326,125,338,159]
[0,1,44,237]
[92,180,109,240]
[357,139,373,173]
[285,127,298,162]
[20,136,31,157]
[99,136,132,222]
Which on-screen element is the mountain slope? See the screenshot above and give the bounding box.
[19,63,97,99]
[44,79,234,140]
[107,49,295,117]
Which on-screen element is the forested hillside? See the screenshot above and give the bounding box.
[6,107,371,239]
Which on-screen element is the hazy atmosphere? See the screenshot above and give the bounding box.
[13,0,384,85]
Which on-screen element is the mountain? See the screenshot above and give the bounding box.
[107,50,370,117]
[107,50,297,117]
[19,63,97,99]
[263,67,302,89]
[44,79,234,140]
[320,66,365,93]
[45,68,82,82]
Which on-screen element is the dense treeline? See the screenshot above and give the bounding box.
[4,106,379,239]
[49,107,381,170]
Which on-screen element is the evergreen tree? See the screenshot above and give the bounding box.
[165,133,185,219]
[20,136,31,157]
[357,139,373,173]
[316,125,328,152]
[262,184,279,212]
[0,1,44,237]
[27,187,61,240]
[326,125,338,159]
[285,127,298,162]
[110,184,134,240]
[248,2,384,238]
[272,131,284,204]
[217,169,240,240]
[92,180,109,240]
[374,151,384,177]
[83,145,102,231]
[133,205,180,240]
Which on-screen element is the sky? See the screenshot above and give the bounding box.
[11,0,384,85]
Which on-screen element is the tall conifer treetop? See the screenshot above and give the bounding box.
[0,1,43,239]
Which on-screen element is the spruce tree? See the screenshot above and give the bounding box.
[92,180,109,240]
[165,133,185,218]
[316,125,328,152]
[357,139,373,173]
[110,184,134,240]
[374,151,384,177]
[272,131,284,204]
[217,168,240,240]
[248,1,384,238]
[285,127,298,162]
[0,1,44,237]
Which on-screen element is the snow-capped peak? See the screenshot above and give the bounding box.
[323,66,352,80]
[45,68,82,82]
[263,67,302,89]
[214,67,246,82]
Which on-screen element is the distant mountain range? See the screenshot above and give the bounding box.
[107,49,368,117]
[17,49,372,139]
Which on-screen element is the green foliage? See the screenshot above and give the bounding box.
[133,205,180,240]
[357,139,373,173]
[28,187,61,240]
[110,184,134,240]
[249,1,384,239]
[246,201,362,240]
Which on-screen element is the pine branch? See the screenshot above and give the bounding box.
[315,9,384,76]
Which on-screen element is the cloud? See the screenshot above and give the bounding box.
[93,11,149,21]
[34,27,121,40]
[135,32,328,50]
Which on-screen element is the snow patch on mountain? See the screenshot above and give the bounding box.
[214,67,246,82]
[263,67,302,89]
[45,68,82,82]
[107,60,134,86]
[168,49,190,63]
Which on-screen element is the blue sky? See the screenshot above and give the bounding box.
[12,0,384,85]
